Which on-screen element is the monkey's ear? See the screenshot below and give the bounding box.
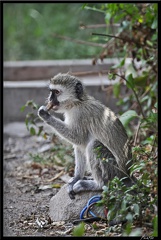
[75,82,83,100]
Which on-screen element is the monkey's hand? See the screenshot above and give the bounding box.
[38,105,51,121]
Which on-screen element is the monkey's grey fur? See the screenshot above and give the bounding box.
[38,73,133,199]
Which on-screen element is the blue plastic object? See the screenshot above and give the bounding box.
[80,195,102,219]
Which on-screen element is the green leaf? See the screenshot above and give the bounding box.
[146,40,153,47]
[108,72,116,80]
[129,163,145,176]
[147,112,157,123]
[113,83,120,98]
[121,199,127,210]
[111,58,125,69]
[107,208,117,221]
[81,3,88,9]
[126,212,133,222]
[125,64,137,80]
[37,126,44,136]
[20,105,26,112]
[133,75,148,87]
[133,203,140,215]
[126,73,135,89]
[25,118,29,131]
[152,215,158,237]
[151,17,157,29]
[119,110,139,127]
[154,102,157,108]
[72,222,85,236]
[33,102,39,110]
[26,100,34,106]
[30,127,36,135]
[124,222,132,235]
[141,135,155,145]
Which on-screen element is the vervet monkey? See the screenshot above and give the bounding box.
[38,73,134,199]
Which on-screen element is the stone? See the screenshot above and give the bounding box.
[49,184,102,222]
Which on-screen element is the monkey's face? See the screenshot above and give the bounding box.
[46,73,84,113]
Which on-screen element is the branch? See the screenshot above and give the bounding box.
[69,70,109,77]
[133,121,141,146]
[92,32,127,41]
[92,32,144,47]
[79,23,119,29]
[52,33,105,48]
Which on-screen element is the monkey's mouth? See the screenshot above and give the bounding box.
[46,102,59,111]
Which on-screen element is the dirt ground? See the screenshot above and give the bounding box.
[3,125,111,237]
[3,133,64,236]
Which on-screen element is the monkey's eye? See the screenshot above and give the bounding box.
[54,90,60,95]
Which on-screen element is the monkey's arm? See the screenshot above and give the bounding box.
[38,106,84,145]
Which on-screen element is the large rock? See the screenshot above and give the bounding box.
[49,184,102,222]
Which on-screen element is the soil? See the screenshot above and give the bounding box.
[3,128,110,237]
[3,128,73,236]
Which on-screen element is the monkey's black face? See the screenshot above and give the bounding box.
[47,89,60,111]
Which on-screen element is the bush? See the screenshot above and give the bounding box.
[82,3,157,236]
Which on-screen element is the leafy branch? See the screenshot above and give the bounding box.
[112,72,146,119]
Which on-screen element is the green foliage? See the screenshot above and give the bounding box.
[72,222,85,236]
[83,3,158,236]
[21,100,48,139]
[101,154,157,236]
[119,110,139,128]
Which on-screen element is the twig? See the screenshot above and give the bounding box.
[46,170,64,182]
[92,32,126,41]
[133,121,141,146]
[69,70,109,77]
[52,34,105,48]
[80,23,119,29]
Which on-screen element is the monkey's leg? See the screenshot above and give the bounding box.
[72,140,105,194]
[67,147,86,199]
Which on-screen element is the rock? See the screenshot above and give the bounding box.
[49,184,102,222]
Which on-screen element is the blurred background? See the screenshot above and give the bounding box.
[4,3,105,60]
[3,3,122,123]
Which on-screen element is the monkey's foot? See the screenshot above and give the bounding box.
[67,184,76,199]
[67,178,101,199]
[67,177,80,199]
[73,179,102,193]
